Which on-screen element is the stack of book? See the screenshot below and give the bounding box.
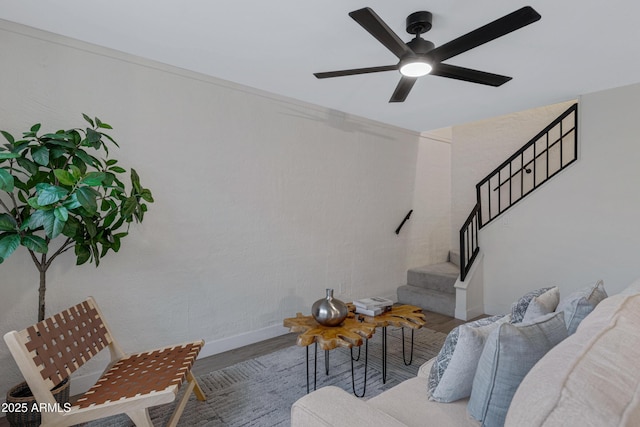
[353,297,394,316]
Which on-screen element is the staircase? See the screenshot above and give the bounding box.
[397,252,459,316]
[398,103,579,317]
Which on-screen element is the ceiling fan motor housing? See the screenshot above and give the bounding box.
[406,11,432,35]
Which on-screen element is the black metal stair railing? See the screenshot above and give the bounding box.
[460,203,480,281]
[459,103,578,281]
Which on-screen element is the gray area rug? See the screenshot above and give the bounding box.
[82,327,447,427]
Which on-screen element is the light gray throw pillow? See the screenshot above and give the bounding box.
[510,287,553,323]
[522,286,560,323]
[468,311,568,427]
[428,314,511,402]
[556,279,607,335]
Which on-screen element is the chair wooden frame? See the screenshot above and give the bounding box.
[3,297,206,427]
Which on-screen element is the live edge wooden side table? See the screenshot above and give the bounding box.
[283,312,375,397]
[283,304,426,396]
[353,304,426,383]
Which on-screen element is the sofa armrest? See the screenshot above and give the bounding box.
[291,386,407,427]
[417,357,435,379]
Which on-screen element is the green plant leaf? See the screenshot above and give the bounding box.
[0,213,17,231]
[0,152,19,160]
[50,147,67,160]
[27,197,44,209]
[0,168,14,191]
[54,206,69,222]
[109,166,126,174]
[42,132,76,148]
[37,184,68,206]
[68,164,81,180]
[54,169,77,186]
[75,244,91,265]
[42,209,65,239]
[62,194,82,210]
[102,210,117,228]
[95,117,113,129]
[21,234,48,253]
[81,171,106,186]
[16,157,39,175]
[82,114,95,127]
[1,130,15,144]
[62,215,82,239]
[140,189,154,203]
[71,156,87,175]
[32,146,50,166]
[131,168,142,193]
[75,186,98,214]
[75,149,100,168]
[26,209,46,230]
[84,218,97,237]
[121,195,138,218]
[0,233,20,261]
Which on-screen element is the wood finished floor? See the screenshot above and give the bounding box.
[194,309,475,374]
[0,310,476,427]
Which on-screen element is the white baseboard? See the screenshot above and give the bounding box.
[198,323,290,359]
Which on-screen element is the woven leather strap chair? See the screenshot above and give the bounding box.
[4,297,206,427]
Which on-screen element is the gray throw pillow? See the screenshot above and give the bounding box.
[467,311,568,427]
[510,287,553,323]
[556,279,607,335]
[522,286,560,323]
[428,314,510,403]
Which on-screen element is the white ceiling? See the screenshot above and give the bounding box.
[2,1,640,132]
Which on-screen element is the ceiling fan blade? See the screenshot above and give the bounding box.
[349,7,414,59]
[431,63,512,86]
[429,6,541,63]
[389,76,417,103]
[314,65,398,79]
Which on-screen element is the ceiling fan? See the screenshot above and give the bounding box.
[314,6,541,103]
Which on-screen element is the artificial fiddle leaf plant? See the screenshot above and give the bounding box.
[0,114,153,321]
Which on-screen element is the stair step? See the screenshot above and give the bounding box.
[397,285,455,317]
[448,251,460,268]
[407,262,458,294]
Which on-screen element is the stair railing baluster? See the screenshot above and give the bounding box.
[458,103,578,280]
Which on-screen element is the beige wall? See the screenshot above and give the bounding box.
[0,20,452,397]
[479,84,640,314]
[450,100,576,251]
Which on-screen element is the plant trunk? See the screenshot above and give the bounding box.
[38,268,46,322]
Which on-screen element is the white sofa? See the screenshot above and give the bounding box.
[291,279,640,427]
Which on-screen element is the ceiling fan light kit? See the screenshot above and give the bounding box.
[314,6,542,103]
[399,59,432,77]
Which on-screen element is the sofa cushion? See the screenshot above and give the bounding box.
[369,372,479,427]
[428,314,510,402]
[555,279,607,335]
[511,287,554,323]
[505,280,640,427]
[522,286,560,323]
[468,311,567,427]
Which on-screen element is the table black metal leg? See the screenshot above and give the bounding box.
[306,345,309,394]
[351,345,361,361]
[382,326,387,384]
[325,350,330,375]
[402,327,415,365]
[350,339,369,397]
[305,343,320,394]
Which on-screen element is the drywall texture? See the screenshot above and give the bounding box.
[476,85,640,314]
[405,131,452,269]
[450,100,576,251]
[0,20,443,395]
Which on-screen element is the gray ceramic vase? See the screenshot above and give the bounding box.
[312,288,348,327]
